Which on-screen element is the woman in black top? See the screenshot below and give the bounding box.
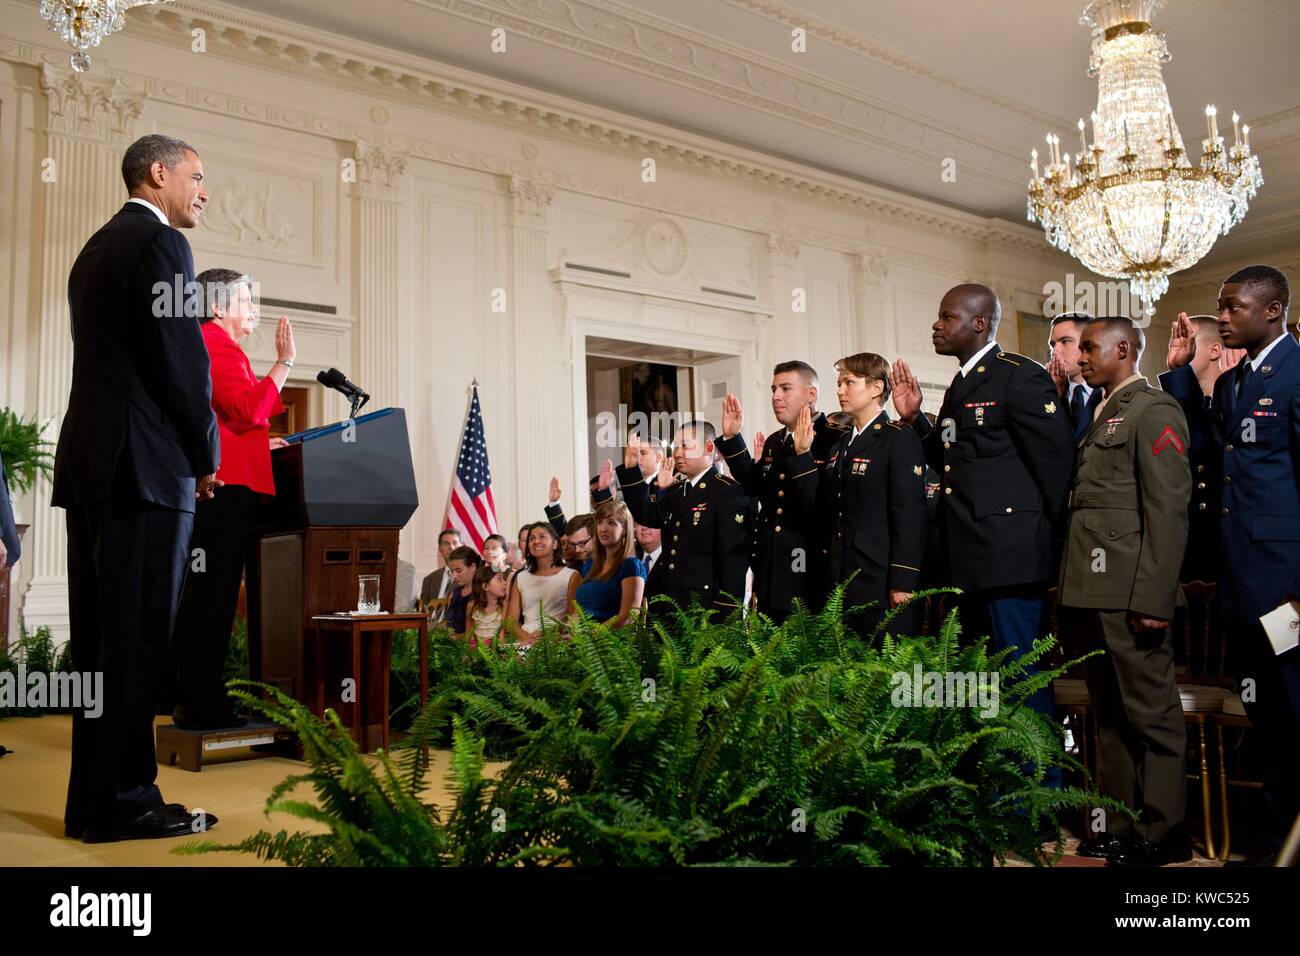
[820,352,928,637]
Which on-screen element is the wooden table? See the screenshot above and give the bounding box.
[311,612,429,752]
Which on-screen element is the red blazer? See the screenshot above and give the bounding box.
[202,322,284,495]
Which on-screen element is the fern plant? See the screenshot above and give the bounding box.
[0,409,54,496]
[181,588,1121,866]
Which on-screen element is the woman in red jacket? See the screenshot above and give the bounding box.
[172,269,295,729]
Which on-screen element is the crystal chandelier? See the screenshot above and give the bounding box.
[1027,0,1263,317]
[38,1,170,73]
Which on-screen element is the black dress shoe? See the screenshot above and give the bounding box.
[1077,833,1133,859]
[82,805,219,844]
[1108,837,1192,867]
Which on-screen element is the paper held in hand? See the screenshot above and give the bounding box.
[1259,601,1300,656]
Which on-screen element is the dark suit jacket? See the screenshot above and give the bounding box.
[52,202,219,512]
[912,346,1076,591]
[419,566,450,606]
[820,411,928,608]
[1162,335,1300,622]
[1157,369,1222,583]
[0,450,19,567]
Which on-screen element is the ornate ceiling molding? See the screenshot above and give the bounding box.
[1,0,1058,258]
[722,0,1075,131]
[39,64,145,146]
[399,0,1033,194]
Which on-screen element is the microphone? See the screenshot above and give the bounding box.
[316,367,370,415]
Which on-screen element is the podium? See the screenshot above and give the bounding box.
[247,408,419,750]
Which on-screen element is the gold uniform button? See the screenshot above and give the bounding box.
[1225,444,1234,452]
[776,507,783,515]
[774,525,782,532]
[943,441,950,449]
[777,490,784,497]
[1197,482,1206,490]
[1221,508,1229,517]
[668,563,675,570]
[673,535,679,541]
[1197,465,1205,473]
[944,487,952,495]
[1224,476,1231,485]
[943,465,951,473]
[1005,507,1013,513]
[670,549,677,555]
[1198,502,1207,511]
[779,473,785,480]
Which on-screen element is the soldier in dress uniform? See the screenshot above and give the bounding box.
[821,352,927,636]
[891,284,1076,781]
[1057,317,1192,867]
[715,361,847,620]
[1157,315,1245,585]
[615,421,752,616]
[1162,265,1300,865]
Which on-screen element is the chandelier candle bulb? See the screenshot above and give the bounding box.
[1242,124,1250,149]
[1031,148,1039,179]
[1206,105,1218,141]
[1232,111,1240,147]
[1078,118,1088,156]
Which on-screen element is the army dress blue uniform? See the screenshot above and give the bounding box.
[715,412,845,618]
[616,463,753,616]
[819,411,928,636]
[911,345,1076,775]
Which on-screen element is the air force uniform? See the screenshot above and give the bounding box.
[1162,333,1300,844]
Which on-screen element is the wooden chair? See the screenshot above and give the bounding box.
[1171,580,1237,860]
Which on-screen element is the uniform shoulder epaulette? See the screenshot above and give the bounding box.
[996,351,1029,366]
[715,472,737,485]
[883,420,904,430]
[824,418,850,431]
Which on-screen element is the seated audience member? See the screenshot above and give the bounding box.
[443,546,481,636]
[482,533,509,571]
[568,500,646,627]
[395,558,418,612]
[506,522,578,647]
[466,564,510,648]
[420,529,462,606]
[563,514,595,571]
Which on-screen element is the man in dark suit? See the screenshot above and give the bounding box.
[0,449,18,571]
[418,529,463,607]
[616,422,752,615]
[1047,311,1104,444]
[52,134,221,843]
[715,361,848,620]
[1158,315,1243,584]
[891,284,1077,781]
[1162,265,1300,864]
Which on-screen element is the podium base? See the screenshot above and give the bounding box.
[155,720,296,773]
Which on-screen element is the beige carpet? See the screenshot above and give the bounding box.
[0,713,468,867]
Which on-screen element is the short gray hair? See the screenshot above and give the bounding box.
[195,268,253,324]
[121,134,196,191]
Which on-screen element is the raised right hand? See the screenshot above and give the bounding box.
[890,359,923,423]
[1166,312,1196,369]
[548,476,561,504]
[623,433,641,470]
[721,393,743,439]
[598,459,614,491]
[275,316,295,364]
[753,431,766,460]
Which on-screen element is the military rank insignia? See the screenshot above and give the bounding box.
[1104,416,1123,438]
[1045,401,1057,415]
[913,465,923,476]
[851,458,870,476]
[1151,425,1185,456]
[1259,398,1274,406]
[734,513,744,524]
[692,503,707,525]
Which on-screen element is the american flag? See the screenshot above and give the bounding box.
[445,383,498,552]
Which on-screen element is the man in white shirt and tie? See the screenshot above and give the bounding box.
[1047,311,1101,444]
[419,529,462,606]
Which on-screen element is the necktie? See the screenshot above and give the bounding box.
[644,553,655,576]
[1070,384,1086,421]
[1235,361,1253,401]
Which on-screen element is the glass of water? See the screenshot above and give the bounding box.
[357,574,381,614]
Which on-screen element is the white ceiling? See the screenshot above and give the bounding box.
[221,0,1300,256]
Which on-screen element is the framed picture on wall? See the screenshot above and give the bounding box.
[620,363,680,417]
[1016,311,1051,368]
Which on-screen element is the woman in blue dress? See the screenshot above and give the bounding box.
[568,499,646,628]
